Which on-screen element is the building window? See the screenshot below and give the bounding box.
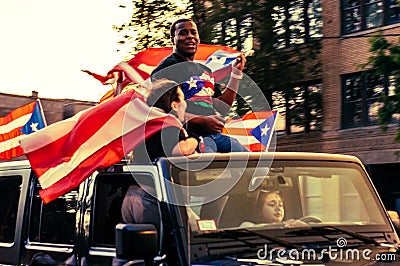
[342,0,400,35]
[0,176,22,243]
[273,0,323,49]
[272,80,322,134]
[342,72,397,128]
[211,16,253,52]
[389,0,400,24]
[210,0,322,51]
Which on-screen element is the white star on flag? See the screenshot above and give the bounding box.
[30,122,39,132]
[187,78,198,90]
[261,124,270,136]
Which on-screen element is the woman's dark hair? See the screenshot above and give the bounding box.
[255,190,283,222]
[146,79,181,113]
[170,18,194,38]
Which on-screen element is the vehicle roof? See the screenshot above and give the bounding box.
[163,152,363,165]
[0,152,363,172]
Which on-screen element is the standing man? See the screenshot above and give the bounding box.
[151,18,248,152]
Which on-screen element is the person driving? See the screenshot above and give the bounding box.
[240,191,308,228]
[257,190,285,223]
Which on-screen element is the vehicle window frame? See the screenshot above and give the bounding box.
[87,169,162,257]
[0,175,23,245]
[25,176,78,250]
[171,159,391,235]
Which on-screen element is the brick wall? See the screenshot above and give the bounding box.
[0,92,95,125]
[276,0,400,164]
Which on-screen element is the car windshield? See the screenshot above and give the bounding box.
[170,158,387,234]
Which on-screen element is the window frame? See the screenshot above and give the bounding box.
[341,71,396,129]
[0,175,23,245]
[272,0,323,49]
[341,0,400,35]
[25,176,78,251]
[271,79,323,134]
[88,170,162,253]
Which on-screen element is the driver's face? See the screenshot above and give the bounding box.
[261,192,284,223]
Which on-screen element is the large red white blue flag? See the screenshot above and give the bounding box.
[19,90,182,203]
[82,44,240,102]
[222,110,278,152]
[0,100,46,160]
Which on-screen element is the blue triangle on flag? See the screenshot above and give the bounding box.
[21,102,46,135]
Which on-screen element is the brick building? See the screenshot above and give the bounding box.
[0,91,95,125]
[274,0,400,211]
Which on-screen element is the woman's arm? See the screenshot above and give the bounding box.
[171,137,198,156]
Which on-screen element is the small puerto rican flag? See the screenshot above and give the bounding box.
[222,110,278,152]
[250,110,278,151]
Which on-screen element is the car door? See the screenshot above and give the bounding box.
[0,163,30,265]
[19,174,79,265]
[81,166,163,265]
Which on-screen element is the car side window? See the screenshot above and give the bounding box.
[28,178,78,244]
[91,173,134,247]
[0,176,22,243]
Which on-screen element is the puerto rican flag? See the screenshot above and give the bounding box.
[204,49,241,81]
[0,100,46,160]
[19,90,182,203]
[82,44,240,102]
[222,110,278,152]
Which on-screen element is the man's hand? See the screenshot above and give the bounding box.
[283,219,310,228]
[232,53,247,71]
[188,116,224,134]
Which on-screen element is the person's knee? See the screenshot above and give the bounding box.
[203,136,217,153]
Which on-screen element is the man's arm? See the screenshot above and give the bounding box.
[184,112,224,134]
[214,53,246,114]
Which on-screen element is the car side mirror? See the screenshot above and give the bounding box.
[115,223,158,265]
[387,210,400,233]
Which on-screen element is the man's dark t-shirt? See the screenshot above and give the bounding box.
[151,53,222,116]
[152,53,222,135]
[134,126,186,164]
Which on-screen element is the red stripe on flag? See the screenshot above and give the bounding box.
[0,101,36,126]
[0,127,23,142]
[0,101,40,160]
[0,146,24,160]
[223,127,252,136]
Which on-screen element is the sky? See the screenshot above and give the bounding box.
[0,0,131,102]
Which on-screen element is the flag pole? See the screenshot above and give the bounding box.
[36,98,48,127]
[265,110,278,152]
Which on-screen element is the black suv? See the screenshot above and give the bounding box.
[0,152,399,265]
